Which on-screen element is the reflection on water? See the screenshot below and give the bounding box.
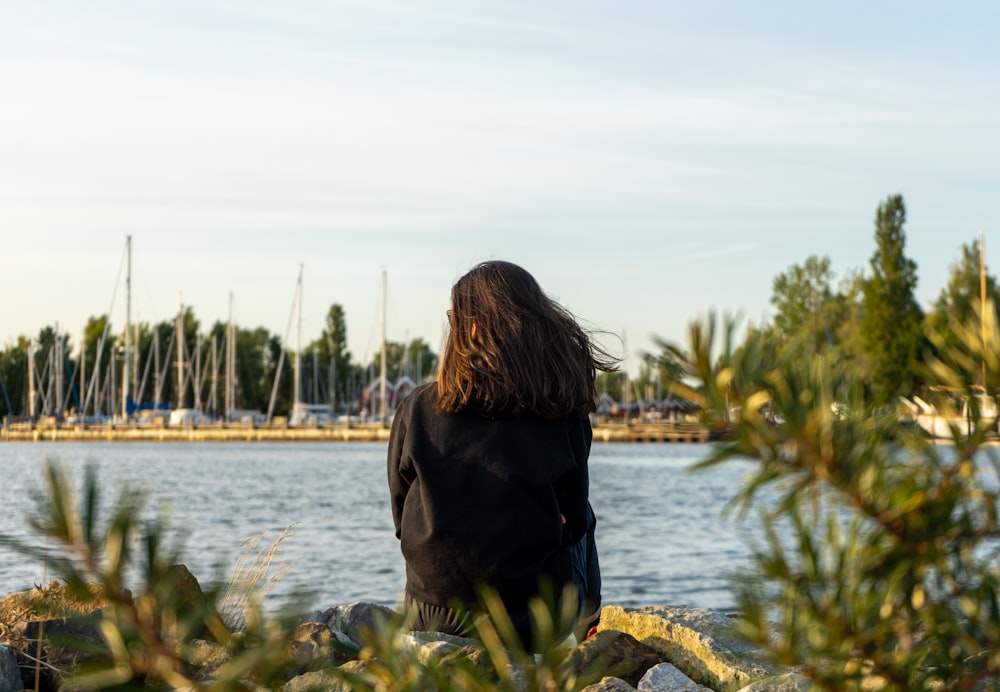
[0,441,757,610]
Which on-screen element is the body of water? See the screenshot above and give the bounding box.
[0,442,758,611]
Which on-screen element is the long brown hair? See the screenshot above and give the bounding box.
[436,261,617,420]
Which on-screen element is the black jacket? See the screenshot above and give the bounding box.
[388,382,592,613]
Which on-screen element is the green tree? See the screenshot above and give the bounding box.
[367,338,437,383]
[926,238,1000,368]
[859,194,926,403]
[596,370,626,403]
[769,254,837,351]
[323,303,351,383]
[828,268,869,386]
[304,303,354,410]
[81,315,112,382]
[0,337,28,418]
[141,318,179,409]
[638,343,686,401]
[79,315,114,415]
[237,327,284,414]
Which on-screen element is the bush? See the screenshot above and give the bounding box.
[665,310,1000,690]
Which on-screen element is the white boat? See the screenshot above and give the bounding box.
[904,388,998,439]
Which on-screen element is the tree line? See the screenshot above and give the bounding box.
[2,193,988,420]
[0,302,438,421]
[603,193,995,409]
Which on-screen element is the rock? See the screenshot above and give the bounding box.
[572,629,665,687]
[736,671,811,691]
[325,602,398,641]
[638,662,711,690]
[438,643,500,683]
[582,677,638,691]
[598,606,772,691]
[299,606,335,624]
[186,639,230,682]
[0,645,21,692]
[0,581,134,691]
[1,588,801,692]
[288,621,358,672]
[281,667,356,692]
[0,581,118,634]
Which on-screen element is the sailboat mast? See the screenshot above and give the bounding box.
[176,296,185,409]
[293,265,303,411]
[380,269,387,425]
[55,325,64,417]
[27,340,36,421]
[122,235,132,420]
[982,231,987,388]
[226,292,234,417]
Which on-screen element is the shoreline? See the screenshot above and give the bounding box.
[0,420,715,443]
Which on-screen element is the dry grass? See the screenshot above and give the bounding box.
[217,522,298,631]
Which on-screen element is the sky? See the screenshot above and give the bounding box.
[2,1,999,373]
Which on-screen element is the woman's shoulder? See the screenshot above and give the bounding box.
[399,381,438,414]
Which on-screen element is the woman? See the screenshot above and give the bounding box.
[387,260,616,648]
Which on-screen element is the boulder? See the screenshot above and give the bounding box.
[572,629,665,687]
[325,601,398,641]
[0,645,20,692]
[581,676,638,691]
[737,672,811,691]
[288,621,358,673]
[638,662,711,690]
[281,666,357,692]
[598,606,772,691]
[186,639,230,683]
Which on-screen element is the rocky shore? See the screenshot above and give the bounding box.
[0,578,807,692]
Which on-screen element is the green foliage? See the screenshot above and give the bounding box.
[640,343,686,398]
[82,315,112,379]
[367,338,438,383]
[0,335,28,417]
[236,327,285,413]
[668,311,1000,690]
[927,238,1000,365]
[596,371,626,402]
[769,254,837,350]
[860,194,927,404]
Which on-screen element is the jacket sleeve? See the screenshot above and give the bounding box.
[387,403,411,539]
[553,416,592,545]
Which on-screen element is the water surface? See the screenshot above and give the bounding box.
[0,441,756,610]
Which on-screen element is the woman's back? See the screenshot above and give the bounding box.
[389,383,592,612]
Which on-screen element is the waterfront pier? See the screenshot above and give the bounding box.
[0,419,713,443]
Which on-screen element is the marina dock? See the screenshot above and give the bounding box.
[0,420,714,443]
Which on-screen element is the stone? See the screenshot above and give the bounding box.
[281,667,356,692]
[0,645,21,692]
[581,677,638,691]
[186,639,230,682]
[288,621,358,671]
[598,606,772,691]
[438,643,500,683]
[736,671,811,691]
[298,606,335,624]
[325,601,398,641]
[572,629,665,688]
[638,662,711,690]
